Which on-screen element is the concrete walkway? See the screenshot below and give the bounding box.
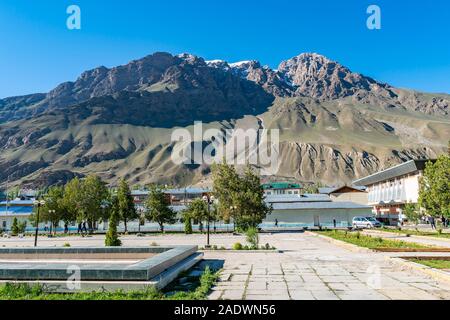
[1,232,450,300]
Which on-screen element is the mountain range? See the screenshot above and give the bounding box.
[0,52,449,188]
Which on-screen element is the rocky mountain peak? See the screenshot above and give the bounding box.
[277,53,391,100]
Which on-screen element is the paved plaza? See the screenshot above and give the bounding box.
[1,231,450,300]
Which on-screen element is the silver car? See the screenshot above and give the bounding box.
[352,216,382,229]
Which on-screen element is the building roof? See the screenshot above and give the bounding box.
[131,188,210,196]
[0,200,34,206]
[270,201,371,211]
[352,159,435,187]
[319,185,366,194]
[265,194,331,203]
[262,182,302,190]
[0,205,34,216]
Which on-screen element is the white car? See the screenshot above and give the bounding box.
[352,216,382,229]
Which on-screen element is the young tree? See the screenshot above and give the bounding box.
[11,217,19,236]
[62,177,83,224]
[117,178,137,233]
[182,210,193,234]
[144,186,176,232]
[185,199,209,225]
[105,196,121,246]
[403,203,420,225]
[419,156,450,219]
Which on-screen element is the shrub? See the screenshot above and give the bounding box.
[150,242,158,247]
[264,243,271,250]
[232,242,243,250]
[245,227,259,249]
[356,231,361,239]
[184,216,193,235]
[18,221,27,234]
[63,243,71,247]
[437,228,443,235]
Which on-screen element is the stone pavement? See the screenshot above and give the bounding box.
[2,231,450,300]
[202,233,450,300]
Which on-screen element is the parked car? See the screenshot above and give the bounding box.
[352,216,382,229]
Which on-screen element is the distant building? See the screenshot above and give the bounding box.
[262,183,302,196]
[0,199,34,231]
[132,187,211,213]
[264,194,372,228]
[353,159,435,225]
[319,186,368,205]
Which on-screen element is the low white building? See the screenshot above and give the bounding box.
[263,194,372,228]
[353,159,435,225]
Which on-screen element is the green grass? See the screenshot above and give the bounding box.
[0,266,219,300]
[410,259,450,270]
[379,227,450,239]
[317,230,431,250]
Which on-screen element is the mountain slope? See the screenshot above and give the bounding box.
[0,52,449,188]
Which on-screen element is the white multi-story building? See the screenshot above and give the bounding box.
[353,159,435,225]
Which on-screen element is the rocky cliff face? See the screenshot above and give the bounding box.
[0,52,449,187]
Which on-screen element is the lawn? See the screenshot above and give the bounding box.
[379,228,450,239]
[0,266,219,300]
[410,259,450,270]
[316,230,431,250]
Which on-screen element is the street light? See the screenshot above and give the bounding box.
[33,199,45,247]
[202,195,215,248]
[230,206,237,233]
[48,210,55,236]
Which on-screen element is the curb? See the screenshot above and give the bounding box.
[199,249,281,253]
[305,231,373,253]
[386,256,450,284]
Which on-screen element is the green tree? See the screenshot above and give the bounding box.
[61,177,83,224]
[78,175,110,233]
[212,163,271,231]
[403,203,420,225]
[105,196,121,246]
[185,199,209,224]
[40,186,65,235]
[117,178,137,233]
[419,156,450,219]
[211,162,240,223]
[182,210,193,234]
[11,217,19,236]
[144,186,176,232]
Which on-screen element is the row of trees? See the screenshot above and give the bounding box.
[32,176,137,234]
[32,163,271,236]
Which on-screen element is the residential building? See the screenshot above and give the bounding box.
[319,185,368,205]
[352,159,435,225]
[262,182,302,196]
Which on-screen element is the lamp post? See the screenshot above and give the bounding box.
[48,209,55,236]
[230,205,237,233]
[33,199,45,247]
[202,195,215,248]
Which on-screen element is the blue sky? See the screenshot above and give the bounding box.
[0,0,449,98]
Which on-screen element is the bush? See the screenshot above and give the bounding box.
[437,228,443,235]
[245,227,259,249]
[18,221,27,234]
[232,242,243,250]
[264,243,271,250]
[63,243,71,247]
[356,231,361,239]
[150,242,158,247]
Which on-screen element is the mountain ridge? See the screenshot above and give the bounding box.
[0,51,448,188]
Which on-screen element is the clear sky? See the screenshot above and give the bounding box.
[0,0,449,98]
